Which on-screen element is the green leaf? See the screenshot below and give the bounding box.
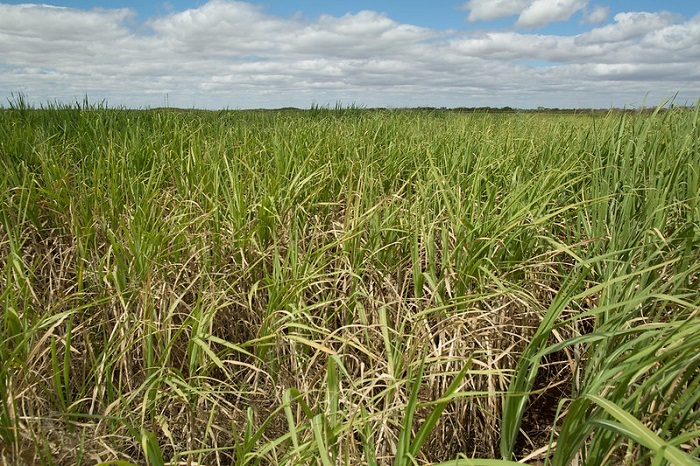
[140,428,165,466]
[395,351,426,466]
[410,359,472,458]
[586,394,700,466]
[312,414,334,466]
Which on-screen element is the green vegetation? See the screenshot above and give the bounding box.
[1,100,698,465]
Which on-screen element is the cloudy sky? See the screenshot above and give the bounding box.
[1,0,698,109]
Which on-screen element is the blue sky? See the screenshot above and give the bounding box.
[1,0,698,108]
[2,1,696,33]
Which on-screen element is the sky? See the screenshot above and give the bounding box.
[0,0,698,109]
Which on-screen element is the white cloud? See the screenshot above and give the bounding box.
[462,0,530,22]
[0,3,133,41]
[290,11,435,58]
[582,5,609,24]
[576,12,678,45]
[515,0,589,29]
[642,15,700,52]
[148,0,288,55]
[0,1,698,109]
[462,0,591,27]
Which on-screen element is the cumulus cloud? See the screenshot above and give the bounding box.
[148,0,287,55]
[0,0,698,109]
[515,0,588,28]
[464,0,591,28]
[462,0,530,22]
[576,12,679,45]
[582,5,609,24]
[290,11,434,57]
[0,3,133,41]
[642,15,700,52]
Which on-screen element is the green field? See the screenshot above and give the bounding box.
[1,102,699,465]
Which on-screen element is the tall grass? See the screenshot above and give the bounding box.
[0,101,698,465]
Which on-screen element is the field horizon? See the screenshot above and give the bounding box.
[6,90,697,114]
